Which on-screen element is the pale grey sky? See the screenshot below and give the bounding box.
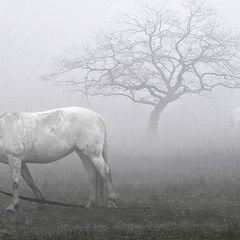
[0,0,147,112]
[0,0,240,147]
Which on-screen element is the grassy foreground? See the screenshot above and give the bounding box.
[0,196,240,240]
[1,148,240,239]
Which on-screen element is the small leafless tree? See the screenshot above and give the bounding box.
[45,0,240,138]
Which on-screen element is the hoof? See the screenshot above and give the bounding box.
[107,200,117,208]
[6,204,18,212]
[37,204,46,211]
[85,199,97,208]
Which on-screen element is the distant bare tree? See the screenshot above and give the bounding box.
[45,0,240,138]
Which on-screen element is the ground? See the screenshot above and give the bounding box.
[1,182,240,239]
[1,147,240,239]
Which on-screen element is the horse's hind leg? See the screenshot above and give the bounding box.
[21,162,45,210]
[88,154,117,208]
[77,153,98,208]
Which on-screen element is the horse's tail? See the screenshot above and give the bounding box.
[102,128,108,163]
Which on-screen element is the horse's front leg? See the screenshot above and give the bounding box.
[21,162,45,210]
[6,155,22,212]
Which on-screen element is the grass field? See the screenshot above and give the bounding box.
[1,188,240,239]
[1,145,240,239]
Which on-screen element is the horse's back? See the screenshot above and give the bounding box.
[0,107,106,163]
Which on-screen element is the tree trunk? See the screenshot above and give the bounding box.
[146,102,168,140]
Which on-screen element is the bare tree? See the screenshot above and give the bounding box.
[45,0,240,138]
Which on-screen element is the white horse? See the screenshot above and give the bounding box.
[0,107,117,211]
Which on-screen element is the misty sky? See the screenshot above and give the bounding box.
[1,0,240,148]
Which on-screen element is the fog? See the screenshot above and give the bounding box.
[1,0,240,199]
